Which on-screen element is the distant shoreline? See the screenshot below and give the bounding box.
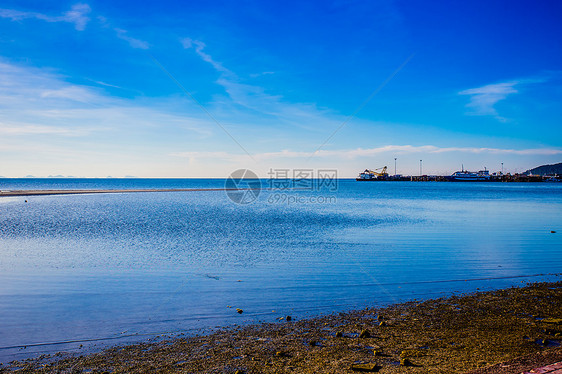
[1,176,560,198]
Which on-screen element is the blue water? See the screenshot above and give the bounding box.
[1,179,561,362]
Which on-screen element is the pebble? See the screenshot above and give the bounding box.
[350,363,380,372]
[335,331,343,338]
[286,316,292,321]
[359,329,371,338]
[400,357,413,366]
[236,308,243,314]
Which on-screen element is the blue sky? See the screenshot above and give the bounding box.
[0,0,561,177]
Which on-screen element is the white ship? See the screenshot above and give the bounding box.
[450,166,490,181]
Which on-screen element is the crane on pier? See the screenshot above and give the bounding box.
[356,166,388,180]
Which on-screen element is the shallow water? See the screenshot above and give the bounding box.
[0,179,561,361]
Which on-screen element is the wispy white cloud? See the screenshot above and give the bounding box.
[172,145,562,162]
[0,3,91,31]
[170,150,233,159]
[88,79,125,89]
[0,60,211,139]
[40,86,103,104]
[0,4,149,50]
[0,9,49,21]
[249,71,275,78]
[62,3,91,31]
[181,37,337,131]
[115,28,149,49]
[181,38,232,75]
[0,122,88,136]
[459,78,547,122]
[459,81,518,121]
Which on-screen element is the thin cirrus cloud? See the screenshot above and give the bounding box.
[0,3,91,31]
[180,37,337,130]
[0,3,149,50]
[172,145,562,162]
[181,38,231,74]
[0,60,211,138]
[0,122,88,136]
[115,28,149,49]
[459,81,519,121]
[459,78,546,122]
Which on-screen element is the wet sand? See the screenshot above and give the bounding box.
[0,188,242,197]
[2,281,561,373]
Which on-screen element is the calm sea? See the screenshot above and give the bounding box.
[1,179,561,361]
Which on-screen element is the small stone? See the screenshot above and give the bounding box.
[377,315,383,321]
[542,318,562,324]
[236,308,243,314]
[373,350,382,356]
[350,363,380,372]
[335,331,343,338]
[286,315,292,321]
[400,358,413,366]
[379,321,387,327]
[359,329,371,338]
[551,231,556,233]
[309,340,318,347]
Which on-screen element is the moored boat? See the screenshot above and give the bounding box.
[356,166,388,181]
[450,167,491,181]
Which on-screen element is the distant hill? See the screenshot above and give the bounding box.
[525,162,562,175]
